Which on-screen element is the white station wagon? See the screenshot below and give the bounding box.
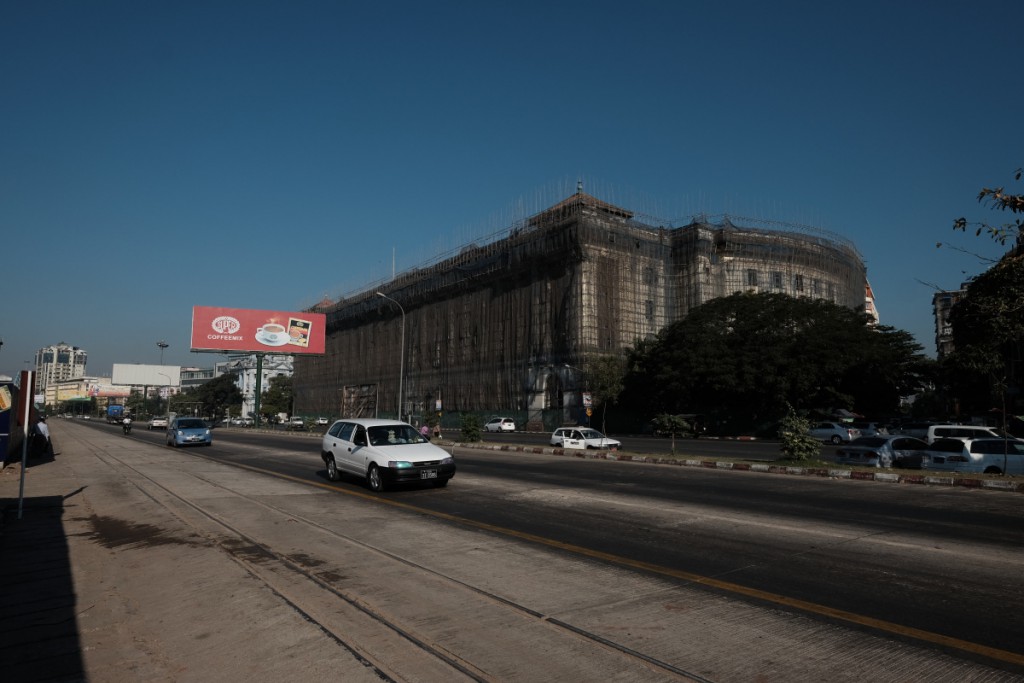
[321,419,456,491]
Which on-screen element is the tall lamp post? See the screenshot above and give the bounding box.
[157,341,168,365]
[376,292,405,421]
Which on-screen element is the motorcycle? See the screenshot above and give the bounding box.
[122,420,132,435]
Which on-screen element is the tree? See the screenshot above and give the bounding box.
[194,373,243,420]
[651,414,692,455]
[953,168,1023,244]
[459,413,481,442]
[944,254,1024,420]
[587,355,626,434]
[945,167,1024,428]
[260,375,293,419]
[777,405,820,462]
[621,292,933,435]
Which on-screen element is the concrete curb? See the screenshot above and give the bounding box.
[454,442,1024,494]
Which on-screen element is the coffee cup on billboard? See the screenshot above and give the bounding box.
[259,323,286,342]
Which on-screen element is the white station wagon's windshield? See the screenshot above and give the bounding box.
[367,425,427,446]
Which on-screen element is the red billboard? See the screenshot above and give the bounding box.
[191,306,326,354]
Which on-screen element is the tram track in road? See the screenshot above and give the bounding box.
[87,445,711,683]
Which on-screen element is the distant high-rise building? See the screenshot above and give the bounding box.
[35,342,87,393]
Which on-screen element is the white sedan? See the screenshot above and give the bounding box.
[550,427,621,450]
[485,417,516,432]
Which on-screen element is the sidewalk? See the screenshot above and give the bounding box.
[0,424,379,682]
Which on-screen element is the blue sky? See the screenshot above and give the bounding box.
[2,1,1020,378]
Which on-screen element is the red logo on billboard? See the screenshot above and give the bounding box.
[212,316,241,334]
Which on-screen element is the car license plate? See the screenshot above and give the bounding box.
[420,469,437,479]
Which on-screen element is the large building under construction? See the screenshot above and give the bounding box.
[293,189,869,429]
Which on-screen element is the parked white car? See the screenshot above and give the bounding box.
[484,417,516,432]
[923,438,1024,475]
[924,424,1009,444]
[321,419,456,491]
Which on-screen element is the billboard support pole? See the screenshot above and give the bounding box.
[254,353,263,428]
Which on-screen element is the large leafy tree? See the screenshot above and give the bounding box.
[622,292,933,435]
[260,375,294,418]
[943,250,1024,418]
[944,168,1024,423]
[192,373,243,419]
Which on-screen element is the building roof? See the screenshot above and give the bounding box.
[528,189,633,227]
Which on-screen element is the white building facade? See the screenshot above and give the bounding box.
[216,354,293,419]
[35,342,87,393]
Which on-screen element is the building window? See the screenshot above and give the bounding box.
[747,270,758,287]
[645,300,654,318]
[812,279,821,296]
[794,274,804,292]
[771,272,783,289]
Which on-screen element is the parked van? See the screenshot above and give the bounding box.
[924,424,1008,444]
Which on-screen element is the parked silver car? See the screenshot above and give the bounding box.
[834,435,929,468]
[808,422,861,444]
[922,438,1024,475]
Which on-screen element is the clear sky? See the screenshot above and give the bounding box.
[2,1,1020,379]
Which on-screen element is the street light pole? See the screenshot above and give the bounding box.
[157,341,168,365]
[376,292,405,421]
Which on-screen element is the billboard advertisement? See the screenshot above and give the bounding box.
[190,306,326,354]
[111,365,182,387]
[87,382,132,398]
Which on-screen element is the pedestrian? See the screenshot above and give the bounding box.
[432,423,441,440]
[420,423,430,440]
[33,416,54,458]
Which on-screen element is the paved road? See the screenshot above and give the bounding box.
[89,419,1024,673]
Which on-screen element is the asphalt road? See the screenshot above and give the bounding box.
[90,420,1024,673]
